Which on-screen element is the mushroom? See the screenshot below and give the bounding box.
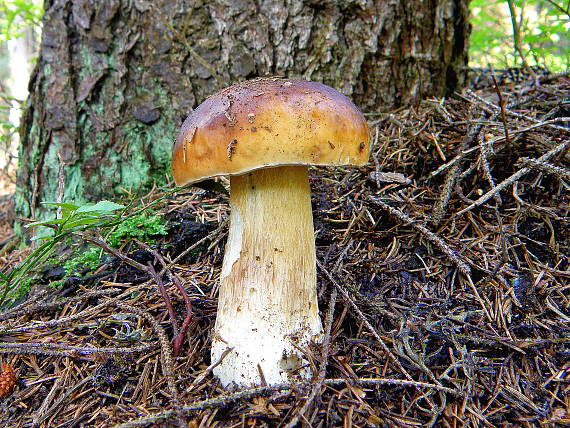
[172,77,370,388]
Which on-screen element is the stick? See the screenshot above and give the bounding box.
[134,239,194,357]
[518,157,570,181]
[368,197,471,275]
[317,259,414,380]
[0,342,156,356]
[456,139,569,216]
[114,378,462,427]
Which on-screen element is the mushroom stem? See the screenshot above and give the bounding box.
[211,165,323,388]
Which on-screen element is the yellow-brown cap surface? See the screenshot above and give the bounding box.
[172,78,370,185]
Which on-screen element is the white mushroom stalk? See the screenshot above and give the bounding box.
[211,166,322,387]
[171,77,370,389]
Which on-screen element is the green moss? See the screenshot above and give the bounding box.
[107,212,168,247]
[4,275,35,306]
[63,247,102,275]
[43,142,63,200]
[17,60,177,226]
[79,45,94,72]
[64,163,85,204]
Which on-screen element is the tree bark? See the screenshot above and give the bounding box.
[16,0,470,221]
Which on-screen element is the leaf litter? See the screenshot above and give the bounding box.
[0,69,569,427]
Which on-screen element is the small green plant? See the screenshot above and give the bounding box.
[107,213,168,247]
[63,247,104,276]
[55,212,168,284]
[27,200,126,237]
[0,200,126,305]
[0,185,188,307]
[5,274,35,302]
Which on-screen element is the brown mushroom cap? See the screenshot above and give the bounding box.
[172,78,370,185]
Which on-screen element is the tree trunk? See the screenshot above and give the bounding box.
[16,0,470,221]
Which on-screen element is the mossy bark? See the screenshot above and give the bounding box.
[16,0,470,222]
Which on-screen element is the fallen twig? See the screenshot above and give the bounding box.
[518,157,570,181]
[134,239,194,357]
[114,377,462,427]
[0,288,121,322]
[0,341,156,356]
[368,197,471,275]
[456,139,569,216]
[317,259,414,380]
[112,301,179,406]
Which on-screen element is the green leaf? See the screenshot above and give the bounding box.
[63,217,105,228]
[0,270,9,282]
[41,201,81,210]
[25,218,67,228]
[76,201,125,213]
[30,234,55,241]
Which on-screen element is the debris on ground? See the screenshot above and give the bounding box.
[0,69,569,427]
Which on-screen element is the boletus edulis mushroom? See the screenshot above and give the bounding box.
[172,77,370,388]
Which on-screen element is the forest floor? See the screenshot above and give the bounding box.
[0,70,569,427]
